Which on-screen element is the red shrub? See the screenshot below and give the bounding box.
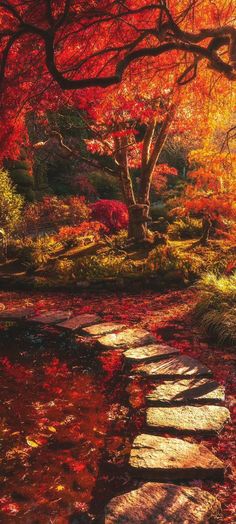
[22,196,90,234]
[58,222,108,243]
[90,200,128,232]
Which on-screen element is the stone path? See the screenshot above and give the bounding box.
[146,405,230,435]
[129,434,224,481]
[57,313,101,331]
[124,343,180,363]
[97,328,156,349]
[30,310,72,325]
[146,378,225,405]
[98,321,229,521]
[105,483,221,524]
[0,307,230,521]
[131,354,212,379]
[82,322,126,336]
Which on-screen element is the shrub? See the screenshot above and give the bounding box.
[6,156,36,202]
[15,235,63,270]
[88,171,121,200]
[65,196,90,224]
[22,196,90,234]
[90,200,128,232]
[74,252,138,280]
[194,272,236,345]
[145,245,189,275]
[58,221,108,247]
[0,169,24,235]
[168,217,202,240]
[54,258,75,282]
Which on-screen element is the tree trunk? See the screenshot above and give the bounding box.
[198,215,212,245]
[128,203,153,242]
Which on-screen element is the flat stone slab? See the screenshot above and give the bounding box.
[146,405,230,435]
[129,434,224,480]
[57,314,101,331]
[82,322,125,336]
[97,328,156,349]
[105,482,221,524]
[132,355,212,379]
[30,310,71,325]
[0,308,35,321]
[124,343,180,363]
[146,378,225,406]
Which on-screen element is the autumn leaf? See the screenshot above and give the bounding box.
[55,485,65,492]
[26,437,39,448]
[48,426,57,433]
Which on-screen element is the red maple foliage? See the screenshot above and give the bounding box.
[0,0,236,161]
[91,199,128,232]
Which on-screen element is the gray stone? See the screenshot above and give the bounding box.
[129,434,224,480]
[132,355,211,379]
[57,314,101,331]
[97,328,156,349]
[146,378,225,406]
[82,322,125,336]
[146,405,230,434]
[124,344,180,363]
[0,308,35,321]
[30,310,71,325]
[105,482,221,524]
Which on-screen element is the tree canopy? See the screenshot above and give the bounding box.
[1,0,236,159]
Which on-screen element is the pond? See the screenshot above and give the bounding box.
[0,289,235,523]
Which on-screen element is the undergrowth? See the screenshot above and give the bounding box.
[195,272,236,345]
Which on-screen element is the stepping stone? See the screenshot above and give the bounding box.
[129,434,224,481]
[82,322,125,336]
[146,405,230,435]
[0,308,35,321]
[105,482,221,524]
[124,343,180,363]
[97,328,156,349]
[30,310,71,325]
[57,314,101,331]
[146,378,225,406]
[132,355,212,379]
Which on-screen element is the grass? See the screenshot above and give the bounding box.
[195,272,236,346]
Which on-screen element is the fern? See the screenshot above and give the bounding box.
[194,272,236,345]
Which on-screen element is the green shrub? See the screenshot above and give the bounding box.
[16,235,63,270]
[54,258,75,282]
[89,171,122,200]
[150,203,169,220]
[168,217,202,240]
[7,156,36,201]
[11,169,34,187]
[0,169,24,235]
[145,245,189,275]
[74,252,138,281]
[194,272,236,345]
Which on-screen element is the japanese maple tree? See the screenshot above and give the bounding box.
[0,0,236,242]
